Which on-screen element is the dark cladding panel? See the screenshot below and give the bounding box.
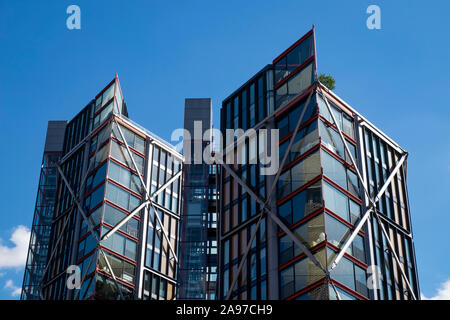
[44,121,67,152]
[184,98,212,138]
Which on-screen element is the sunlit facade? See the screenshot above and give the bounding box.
[217,28,420,300]
[26,76,183,300]
[21,121,67,300]
[178,99,218,300]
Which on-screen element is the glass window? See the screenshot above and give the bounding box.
[108,160,141,194]
[93,101,113,128]
[249,84,256,127]
[332,107,342,130]
[290,120,319,159]
[125,238,137,260]
[293,249,326,293]
[98,252,135,284]
[287,63,314,99]
[347,169,359,197]
[278,170,291,199]
[320,120,345,159]
[110,140,144,173]
[90,123,111,153]
[345,142,357,163]
[293,214,325,251]
[279,200,292,225]
[354,265,368,297]
[278,139,290,165]
[103,203,140,237]
[233,96,239,129]
[275,62,315,110]
[329,250,355,290]
[95,83,115,113]
[329,285,357,300]
[349,200,361,225]
[86,162,107,193]
[275,56,288,84]
[322,150,347,190]
[280,265,294,299]
[352,235,366,263]
[277,115,289,138]
[343,114,354,139]
[105,182,141,212]
[257,76,265,122]
[85,184,105,212]
[323,182,349,221]
[290,151,321,191]
[325,214,352,253]
[318,95,331,122]
[280,234,293,264]
[275,83,288,110]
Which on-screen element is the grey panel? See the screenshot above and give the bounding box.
[184,98,212,136]
[44,121,67,152]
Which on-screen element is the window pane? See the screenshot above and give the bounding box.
[329,251,355,291]
[349,200,361,225]
[355,265,368,297]
[343,114,354,139]
[291,151,320,191]
[320,120,345,159]
[278,170,291,198]
[291,120,319,159]
[292,214,325,255]
[323,182,349,221]
[294,249,326,292]
[280,266,294,299]
[322,151,347,190]
[325,214,352,254]
[347,169,359,197]
[125,238,137,260]
[279,200,292,225]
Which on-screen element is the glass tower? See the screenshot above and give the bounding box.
[217,28,420,300]
[21,121,67,300]
[23,76,183,300]
[178,98,218,300]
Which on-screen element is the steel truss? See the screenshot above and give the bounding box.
[220,85,340,300]
[317,85,416,300]
[38,116,180,300]
[219,81,415,300]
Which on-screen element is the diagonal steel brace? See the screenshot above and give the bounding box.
[56,164,126,300]
[318,85,416,299]
[222,87,336,299]
[112,117,178,263]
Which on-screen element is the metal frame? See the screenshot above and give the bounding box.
[219,80,416,300]
[38,127,110,299]
[112,117,179,263]
[39,116,182,300]
[221,86,342,300]
[317,84,417,300]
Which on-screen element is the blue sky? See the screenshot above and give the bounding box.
[0,0,448,300]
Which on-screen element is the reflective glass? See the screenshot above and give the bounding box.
[323,182,349,221]
[322,151,347,190]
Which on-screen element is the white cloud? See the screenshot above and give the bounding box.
[4,279,21,297]
[421,279,450,300]
[0,225,31,269]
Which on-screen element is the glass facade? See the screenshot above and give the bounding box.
[178,99,218,300]
[218,28,419,300]
[28,76,183,300]
[21,121,66,299]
